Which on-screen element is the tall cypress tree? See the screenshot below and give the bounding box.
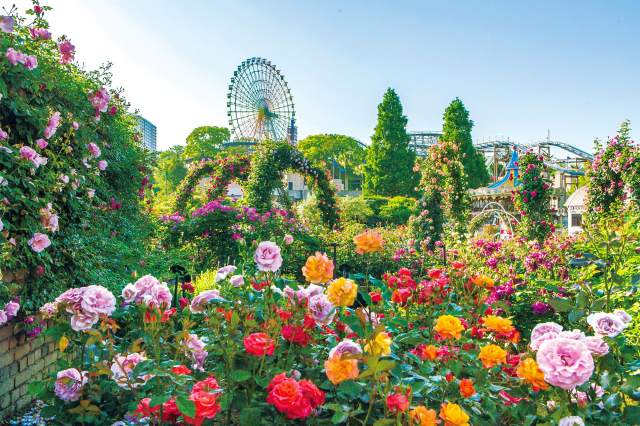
[441,98,490,189]
[363,88,418,196]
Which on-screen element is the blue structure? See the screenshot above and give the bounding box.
[488,148,521,189]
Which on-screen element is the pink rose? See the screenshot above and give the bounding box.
[4,301,19,318]
[184,334,208,371]
[98,160,108,170]
[44,111,61,139]
[283,234,294,245]
[60,174,70,184]
[0,310,7,326]
[584,336,609,357]
[0,16,14,33]
[328,338,362,359]
[558,417,585,426]
[111,353,150,388]
[308,293,335,324]
[536,337,594,390]
[586,312,627,337]
[6,47,23,65]
[40,302,59,319]
[215,265,236,282]
[23,55,37,70]
[70,311,99,331]
[54,368,87,401]
[133,274,161,295]
[80,285,116,316]
[121,283,137,303]
[28,232,51,253]
[87,142,101,158]
[89,87,110,113]
[30,27,51,39]
[230,274,244,287]
[530,322,563,351]
[614,309,632,324]
[558,330,586,341]
[58,40,75,64]
[190,290,222,313]
[148,282,172,308]
[36,138,48,149]
[72,121,80,130]
[0,127,7,140]
[20,145,38,161]
[254,241,282,272]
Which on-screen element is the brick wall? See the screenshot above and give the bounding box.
[0,323,58,419]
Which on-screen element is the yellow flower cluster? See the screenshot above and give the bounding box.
[482,315,515,334]
[409,406,438,425]
[364,331,392,356]
[470,274,495,289]
[324,356,359,385]
[326,278,358,307]
[478,344,507,368]
[439,403,470,426]
[433,315,464,340]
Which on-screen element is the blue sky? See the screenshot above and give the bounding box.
[28,0,640,151]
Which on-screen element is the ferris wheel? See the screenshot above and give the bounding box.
[227,57,296,143]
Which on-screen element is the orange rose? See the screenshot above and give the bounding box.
[353,229,384,254]
[517,358,549,391]
[439,403,470,426]
[324,356,359,385]
[482,315,515,334]
[409,405,438,426]
[459,378,475,398]
[470,274,494,289]
[412,344,438,361]
[478,344,507,368]
[302,252,334,284]
[434,315,464,340]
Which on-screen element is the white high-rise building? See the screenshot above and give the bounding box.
[135,115,157,151]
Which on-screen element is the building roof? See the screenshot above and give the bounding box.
[487,148,521,190]
[565,185,587,208]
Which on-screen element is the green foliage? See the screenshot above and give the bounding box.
[409,155,445,249]
[298,134,365,191]
[154,145,187,193]
[245,140,338,226]
[514,152,554,242]
[587,121,640,217]
[0,10,151,311]
[184,125,230,161]
[338,196,373,224]
[441,98,489,189]
[363,88,418,197]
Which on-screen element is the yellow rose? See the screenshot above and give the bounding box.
[517,358,549,391]
[364,331,392,356]
[326,278,358,307]
[324,356,359,385]
[433,315,464,340]
[302,252,334,284]
[353,229,384,254]
[482,315,514,334]
[478,344,507,368]
[409,405,438,426]
[470,274,495,289]
[439,403,470,426]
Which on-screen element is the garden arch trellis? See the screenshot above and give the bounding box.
[172,142,338,227]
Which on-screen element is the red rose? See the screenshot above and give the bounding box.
[184,391,220,425]
[299,379,325,408]
[391,288,411,304]
[266,377,312,419]
[134,398,160,418]
[161,398,180,422]
[244,332,276,356]
[192,376,219,393]
[172,364,192,375]
[281,325,311,347]
[369,291,382,304]
[386,393,409,413]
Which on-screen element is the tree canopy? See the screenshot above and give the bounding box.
[363,88,418,196]
[153,145,187,194]
[184,126,230,161]
[441,98,490,189]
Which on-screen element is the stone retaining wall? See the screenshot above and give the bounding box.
[0,323,58,419]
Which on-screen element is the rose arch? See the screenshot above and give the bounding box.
[172,142,338,227]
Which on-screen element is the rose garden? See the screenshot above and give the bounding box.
[1,3,640,426]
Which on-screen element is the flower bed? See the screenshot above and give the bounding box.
[25,224,640,425]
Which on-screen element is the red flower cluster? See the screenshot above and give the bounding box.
[266,373,325,420]
[185,376,222,425]
[281,324,312,347]
[244,332,276,356]
[386,387,411,413]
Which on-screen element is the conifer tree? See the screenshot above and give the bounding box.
[363,88,418,196]
[441,98,490,189]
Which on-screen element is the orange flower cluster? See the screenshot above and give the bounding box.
[302,252,334,284]
[324,356,359,385]
[353,229,384,254]
[517,358,549,391]
[478,344,508,368]
[434,315,464,340]
[439,403,470,426]
[470,274,495,289]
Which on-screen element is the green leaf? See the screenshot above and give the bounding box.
[231,369,252,382]
[331,410,349,424]
[549,297,572,312]
[239,407,262,425]
[27,381,45,397]
[623,406,640,424]
[175,395,196,418]
[373,419,395,426]
[149,394,171,407]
